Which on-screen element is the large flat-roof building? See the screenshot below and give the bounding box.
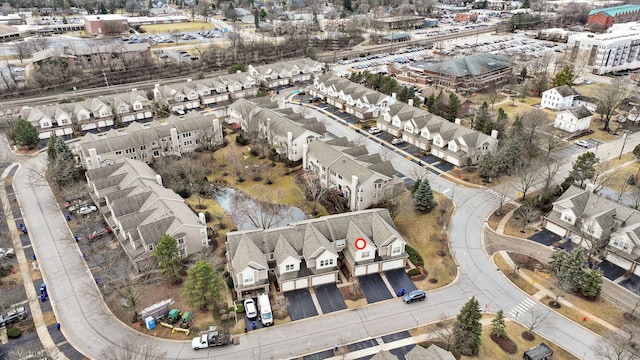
[394,53,511,92]
[587,4,640,30]
[567,23,640,75]
[83,14,129,35]
[373,15,427,30]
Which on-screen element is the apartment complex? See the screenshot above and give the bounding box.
[247,58,321,88]
[77,112,223,170]
[32,43,151,71]
[567,23,640,75]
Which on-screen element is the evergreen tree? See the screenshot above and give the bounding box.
[522,0,530,8]
[495,107,509,134]
[490,310,507,338]
[634,144,640,160]
[100,1,108,13]
[153,234,183,284]
[553,66,574,87]
[519,66,528,82]
[13,119,39,149]
[343,0,352,11]
[425,93,436,112]
[549,248,587,292]
[447,92,461,121]
[181,260,225,311]
[411,178,421,195]
[581,269,603,298]
[433,90,447,118]
[453,296,483,356]
[414,177,436,211]
[473,101,491,131]
[47,135,79,188]
[569,152,599,188]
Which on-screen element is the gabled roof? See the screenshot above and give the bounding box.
[232,234,269,271]
[553,85,578,97]
[567,106,593,119]
[407,344,456,360]
[274,235,299,264]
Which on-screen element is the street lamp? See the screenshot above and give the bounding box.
[619,130,630,159]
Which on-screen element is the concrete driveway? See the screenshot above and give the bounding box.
[313,284,346,314]
[358,274,393,303]
[384,269,417,296]
[284,289,318,321]
[528,229,561,246]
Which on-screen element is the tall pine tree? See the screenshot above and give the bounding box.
[490,310,507,338]
[414,177,436,212]
[453,296,483,356]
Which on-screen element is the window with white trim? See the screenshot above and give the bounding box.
[243,274,254,284]
[392,246,402,255]
[285,264,294,271]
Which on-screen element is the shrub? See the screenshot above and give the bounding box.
[236,134,250,145]
[204,211,212,222]
[405,245,424,266]
[175,188,191,198]
[407,268,421,276]
[234,304,244,313]
[7,328,21,338]
[250,148,259,157]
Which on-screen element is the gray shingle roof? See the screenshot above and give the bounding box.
[138,217,175,246]
[568,105,592,119]
[274,235,299,264]
[554,85,578,97]
[232,234,269,271]
[411,53,510,77]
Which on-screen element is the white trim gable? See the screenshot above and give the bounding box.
[315,250,338,270]
[239,267,259,285]
[278,256,300,274]
[355,241,377,262]
[560,209,576,225]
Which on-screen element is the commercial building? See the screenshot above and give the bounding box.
[83,14,129,35]
[372,15,427,30]
[567,23,640,75]
[587,4,640,30]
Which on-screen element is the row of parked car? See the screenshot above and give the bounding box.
[65,198,97,216]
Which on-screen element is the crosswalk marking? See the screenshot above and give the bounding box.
[508,298,536,319]
[486,189,511,202]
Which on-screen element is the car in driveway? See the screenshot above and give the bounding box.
[391,138,404,145]
[77,205,98,215]
[403,290,426,303]
[575,140,590,148]
[244,298,258,319]
[0,248,14,258]
[368,127,382,134]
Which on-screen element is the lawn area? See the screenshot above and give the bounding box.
[141,20,216,34]
[493,253,539,295]
[540,296,619,335]
[460,320,579,360]
[604,153,639,192]
[394,191,456,290]
[583,117,618,142]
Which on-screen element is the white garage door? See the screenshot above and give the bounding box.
[354,266,367,276]
[367,264,379,274]
[311,274,335,286]
[381,259,405,271]
[281,281,295,292]
[545,222,567,237]
[295,278,308,289]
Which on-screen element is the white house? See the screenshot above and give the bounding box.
[540,85,579,110]
[554,106,593,133]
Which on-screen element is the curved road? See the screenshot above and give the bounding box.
[14,141,601,358]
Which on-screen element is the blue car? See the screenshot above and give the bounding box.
[403,290,426,303]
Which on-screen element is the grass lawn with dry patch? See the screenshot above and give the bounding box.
[460,321,579,360]
[604,154,639,193]
[583,118,618,142]
[394,192,456,290]
[493,253,539,295]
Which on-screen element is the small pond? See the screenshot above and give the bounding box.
[213,188,308,230]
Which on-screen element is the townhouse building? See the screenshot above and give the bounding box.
[540,85,578,110]
[226,208,407,298]
[380,101,498,166]
[85,158,209,269]
[102,90,153,126]
[303,137,402,211]
[309,74,395,120]
[544,186,640,277]
[32,42,151,72]
[554,106,593,133]
[77,112,223,170]
[567,23,640,75]
[227,98,326,162]
[247,58,322,88]
[153,72,257,113]
[19,97,115,138]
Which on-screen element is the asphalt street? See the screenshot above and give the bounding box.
[13,97,640,358]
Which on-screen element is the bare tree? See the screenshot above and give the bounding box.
[592,160,614,194]
[490,188,510,216]
[538,158,564,195]
[514,163,539,202]
[523,307,553,337]
[514,203,541,233]
[596,79,631,132]
[594,329,640,360]
[230,189,294,229]
[100,336,168,360]
[625,188,640,210]
[520,110,549,160]
[616,176,633,203]
[540,126,564,158]
[550,273,573,306]
[13,41,31,64]
[301,171,329,214]
[577,216,610,264]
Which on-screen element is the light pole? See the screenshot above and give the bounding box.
[619,130,630,159]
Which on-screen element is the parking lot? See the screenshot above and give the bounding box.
[550,138,602,160]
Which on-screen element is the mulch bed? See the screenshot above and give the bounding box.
[339,285,364,301]
[490,333,517,354]
[548,300,561,309]
[521,331,535,341]
[409,266,428,281]
[507,252,548,272]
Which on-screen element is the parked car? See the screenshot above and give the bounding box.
[176,109,186,116]
[391,138,404,145]
[403,290,426,303]
[368,127,382,135]
[575,140,590,148]
[0,306,28,326]
[0,248,14,258]
[77,205,98,215]
[244,298,258,319]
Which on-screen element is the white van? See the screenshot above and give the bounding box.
[257,293,273,326]
[244,298,257,320]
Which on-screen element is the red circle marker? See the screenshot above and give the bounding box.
[355,237,367,250]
